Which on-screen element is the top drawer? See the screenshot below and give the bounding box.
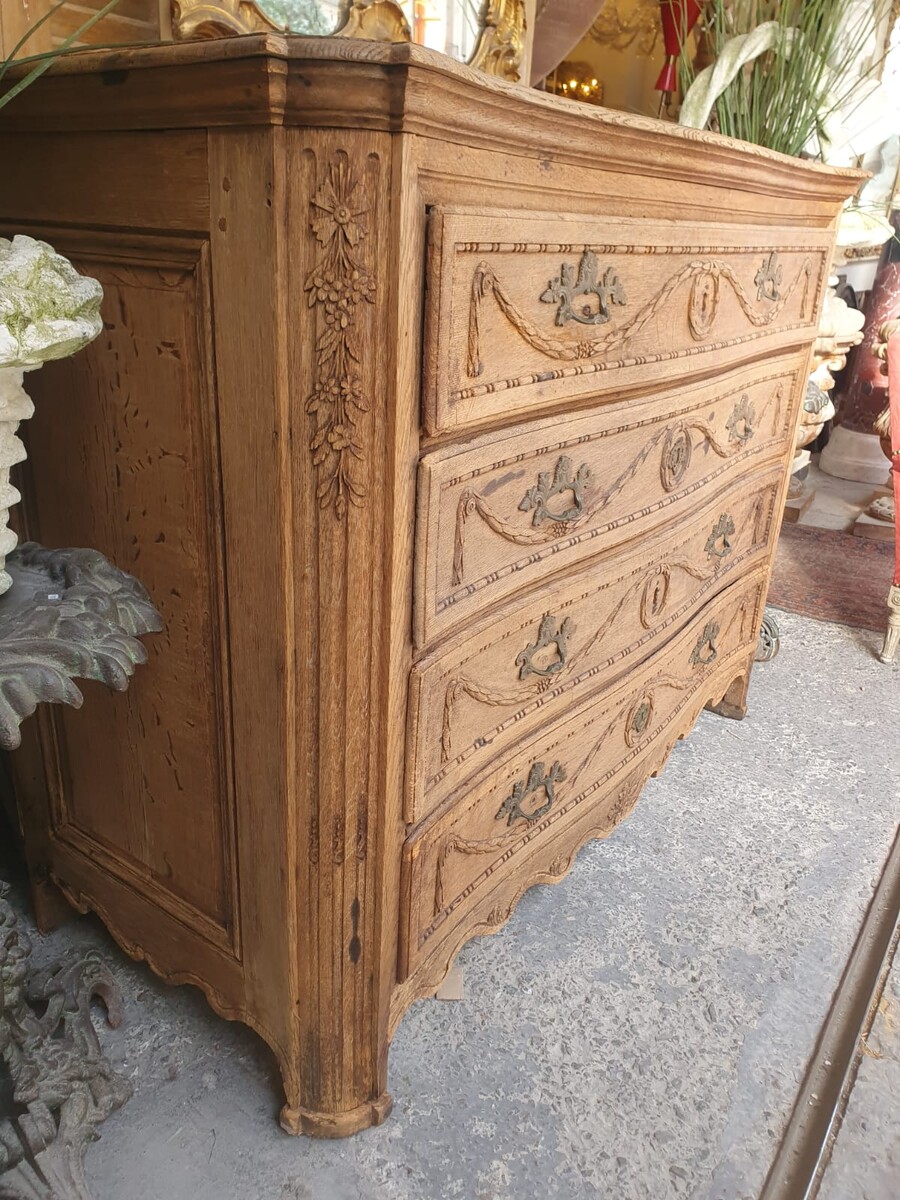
[424,208,831,434]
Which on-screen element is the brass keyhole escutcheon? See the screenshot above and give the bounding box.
[625,695,655,746]
[640,566,671,629]
[516,614,573,680]
[660,426,693,492]
[688,271,720,340]
[495,760,567,827]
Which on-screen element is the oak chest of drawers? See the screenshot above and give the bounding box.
[0,36,860,1136]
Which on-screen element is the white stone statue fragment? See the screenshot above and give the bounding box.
[0,235,103,594]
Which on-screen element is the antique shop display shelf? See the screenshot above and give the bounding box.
[0,36,861,1136]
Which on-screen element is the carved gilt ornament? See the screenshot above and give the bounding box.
[171,0,527,81]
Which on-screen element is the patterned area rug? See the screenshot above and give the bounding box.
[768,523,895,632]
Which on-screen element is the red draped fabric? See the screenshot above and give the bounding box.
[888,329,900,586]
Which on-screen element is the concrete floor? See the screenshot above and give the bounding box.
[5,610,898,1200]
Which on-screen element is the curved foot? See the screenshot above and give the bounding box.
[279,1092,393,1139]
[706,669,750,722]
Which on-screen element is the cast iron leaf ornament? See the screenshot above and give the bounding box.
[0,544,163,751]
[0,882,132,1200]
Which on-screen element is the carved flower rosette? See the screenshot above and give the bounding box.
[305,157,375,520]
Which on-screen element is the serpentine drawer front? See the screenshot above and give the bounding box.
[406,466,781,824]
[2,35,859,1138]
[415,354,802,648]
[399,571,768,981]
[424,209,832,434]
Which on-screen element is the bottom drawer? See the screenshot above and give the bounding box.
[399,570,767,983]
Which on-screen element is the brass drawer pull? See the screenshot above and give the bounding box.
[726,395,756,443]
[690,621,720,668]
[495,760,567,827]
[519,456,592,528]
[705,513,736,560]
[516,614,573,680]
[539,250,627,327]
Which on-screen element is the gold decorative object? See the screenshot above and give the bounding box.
[589,0,660,55]
[335,0,410,43]
[172,0,283,38]
[469,0,526,82]
[545,60,604,105]
[171,0,525,81]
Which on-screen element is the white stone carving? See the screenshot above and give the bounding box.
[0,236,103,594]
[796,282,865,452]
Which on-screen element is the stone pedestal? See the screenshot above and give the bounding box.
[822,246,900,483]
[821,423,895,484]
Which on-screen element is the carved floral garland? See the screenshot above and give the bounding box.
[306,157,374,519]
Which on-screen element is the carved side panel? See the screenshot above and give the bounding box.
[18,236,238,952]
[415,356,801,647]
[423,208,832,433]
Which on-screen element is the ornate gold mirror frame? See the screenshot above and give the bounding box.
[171,0,527,81]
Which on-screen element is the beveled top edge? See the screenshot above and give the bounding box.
[1,33,865,195]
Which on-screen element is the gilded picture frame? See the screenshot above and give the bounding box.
[171,0,527,82]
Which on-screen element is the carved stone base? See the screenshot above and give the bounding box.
[0,882,131,1200]
[819,424,893,484]
[783,483,815,524]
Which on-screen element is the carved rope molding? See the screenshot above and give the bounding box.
[465,251,814,379]
[430,670,689,922]
[305,155,374,519]
[451,386,783,587]
[439,550,718,765]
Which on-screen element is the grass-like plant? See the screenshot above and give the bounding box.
[678,0,886,158]
[0,0,122,112]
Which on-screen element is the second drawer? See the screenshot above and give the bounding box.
[415,353,803,648]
